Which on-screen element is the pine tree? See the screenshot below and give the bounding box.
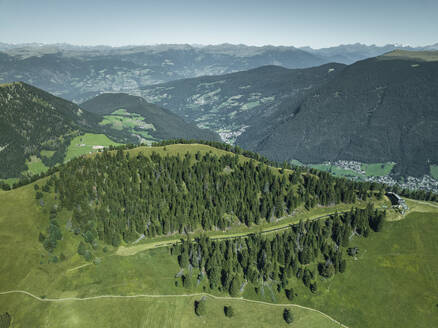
[195,298,207,316]
[283,309,294,324]
[224,305,234,317]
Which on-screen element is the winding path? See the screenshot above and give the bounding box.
[117,210,353,256]
[0,290,349,327]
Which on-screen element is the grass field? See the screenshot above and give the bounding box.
[430,164,438,179]
[40,149,56,158]
[292,208,438,328]
[25,155,48,175]
[0,145,437,327]
[99,109,156,142]
[0,181,343,327]
[0,293,342,328]
[361,162,395,176]
[64,133,121,162]
[0,177,19,187]
[308,164,364,179]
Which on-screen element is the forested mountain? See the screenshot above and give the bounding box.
[238,51,438,177]
[0,83,218,180]
[0,82,129,179]
[139,64,346,143]
[81,93,220,143]
[39,142,383,251]
[1,43,436,103]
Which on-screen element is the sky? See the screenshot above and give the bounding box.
[0,0,437,48]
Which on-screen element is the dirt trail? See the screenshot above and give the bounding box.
[0,289,349,327]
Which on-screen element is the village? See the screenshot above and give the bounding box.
[317,160,438,193]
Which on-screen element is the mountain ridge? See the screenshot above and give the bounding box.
[238,54,438,177]
[2,43,437,102]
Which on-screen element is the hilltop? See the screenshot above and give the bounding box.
[0,143,436,327]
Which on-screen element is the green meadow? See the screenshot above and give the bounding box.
[99,109,156,142]
[64,133,121,162]
[361,162,395,176]
[0,145,437,327]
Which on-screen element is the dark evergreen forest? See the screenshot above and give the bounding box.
[172,205,385,296]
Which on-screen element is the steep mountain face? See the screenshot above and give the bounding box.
[0,82,128,178]
[80,93,220,142]
[238,51,438,177]
[3,43,436,103]
[138,64,346,143]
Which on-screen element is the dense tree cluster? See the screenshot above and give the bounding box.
[387,184,438,202]
[172,205,385,296]
[47,148,367,247]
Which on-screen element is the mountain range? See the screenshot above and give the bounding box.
[138,63,346,143]
[139,50,438,178]
[0,43,437,102]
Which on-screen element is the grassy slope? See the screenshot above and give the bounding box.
[0,145,437,327]
[293,203,438,328]
[0,146,342,328]
[64,133,121,162]
[1,293,340,328]
[25,155,48,175]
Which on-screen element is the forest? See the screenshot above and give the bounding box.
[32,141,436,262]
[172,204,385,296]
[40,147,374,250]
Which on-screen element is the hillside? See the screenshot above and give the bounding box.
[0,84,218,181]
[238,52,438,177]
[139,64,346,143]
[81,93,220,143]
[0,143,436,327]
[0,82,129,179]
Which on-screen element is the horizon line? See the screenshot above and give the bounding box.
[1,41,437,51]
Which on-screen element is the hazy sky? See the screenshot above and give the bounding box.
[0,0,437,48]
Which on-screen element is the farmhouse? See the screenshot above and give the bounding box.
[386,192,403,205]
[386,192,409,214]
